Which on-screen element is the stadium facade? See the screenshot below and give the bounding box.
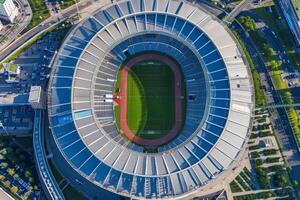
[48,0,254,199]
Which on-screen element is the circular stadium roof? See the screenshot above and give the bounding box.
[48,0,254,199]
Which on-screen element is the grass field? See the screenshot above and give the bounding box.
[126,60,175,139]
[27,0,50,29]
[114,61,175,139]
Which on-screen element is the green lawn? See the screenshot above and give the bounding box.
[292,0,300,19]
[59,0,78,10]
[27,0,50,29]
[126,60,175,139]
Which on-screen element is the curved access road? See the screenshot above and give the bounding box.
[33,110,65,200]
[0,0,110,62]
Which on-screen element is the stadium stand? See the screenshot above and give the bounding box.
[48,0,254,199]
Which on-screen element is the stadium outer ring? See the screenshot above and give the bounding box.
[117,53,183,146]
[47,0,255,199]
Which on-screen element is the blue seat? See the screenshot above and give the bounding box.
[194,34,209,50]
[52,88,71,105]
[59,130,80,149]
[180,21,194,39]
[156,14,165,28]
[146,14,156,25]
[194,136,212,151]
[94,11,111,26]
[94,163,111,184]
[103,169,121,190]
[80,155,100,176]
[53,121,75,138]
[52,113,73,126]
[66,36,88,49]
[75,26,96,41]
[51,103,71,117]
[210,69,228,80]
[134,176,145,196]
[82,18,103,32]
[56,66,75,77]
[189,142,206,158]
[173,18,185,34]
[203,51,220,65]
[187,28,202,43]
[164,15,176,31]
[117,173,133,193]
[207,115,226,127]
[210,107,228,118]
[62,46,82,58]
[211,79,229,89]
[211,99,229,108]
[212,90,230,99]
[53,77,72,87]
[198,42,215,56]
[71,148,92,168]
[204,123,223,136]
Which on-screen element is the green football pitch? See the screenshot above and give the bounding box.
[125,60,175,139]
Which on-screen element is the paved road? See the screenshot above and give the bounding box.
[0,0,32,51]
[224,0,252,22]
[33,110,65,200]
[0,0,110,62]
[243,12,294,73]
[190,0,224,17]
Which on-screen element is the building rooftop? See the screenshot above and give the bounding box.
[29,86,41,103]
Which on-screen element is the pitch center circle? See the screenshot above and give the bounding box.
[113,53,186,147]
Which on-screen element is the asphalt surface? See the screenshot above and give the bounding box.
[0,0,32,51]
[0,0,96,62]
[225,0,252,22]
[242,11,295,73]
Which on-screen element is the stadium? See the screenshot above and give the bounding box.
[48,0,254,199]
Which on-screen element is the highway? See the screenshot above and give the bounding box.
[191,0,224,17]
[0,0,106,62]
[0,0,32,52]
[33,110,65,200]
[242,11,295,73]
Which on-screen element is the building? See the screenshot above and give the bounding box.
[47,0,254,199]
[0,0,18,22]
[29,86,45,109]
[3,62,20,83]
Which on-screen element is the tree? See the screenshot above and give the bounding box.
[1,162,8,169]
[3,180,10,188]
[25,170,32,178]
[293,180,298,188]
[267,60,282,71]
[283,91,293,104]
[7,168,15,176]
[239,16,257,32]
[10,186,18,194]
[267,47,276,56]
